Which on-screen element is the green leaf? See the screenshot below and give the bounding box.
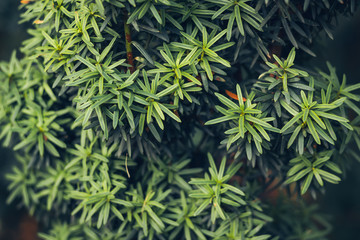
[287,162,305,177]
[150,4,162,24]
[325,162,342,174]
[245,121,262,142]
[138,1,152,20]
[272,55,283,68]
[317,169,341,183]
[245,115,273,129]
[38,134,44,157]
[226,12,235,41]
[212,3,232,20]
[207,29,227,48]
[13,135,36,151]
[100,37,117,62]
[74,55,97,72]
[202,27,208,47]
[160,50,175,66]
[215,93,239,109]
[239,115,245,138]
[156,84,178,98]
[42,31,57,49]
[234,5,244,36]
[95,0,105,15]
[208,152,218,175]
[44,141,60,157]
[291,168,311,182]
[194,199,211,216]
[282,72,288,92]
[44,132,66,148]
[214,200,226,220]
[280,99,299,116]
[236,84,244,107]
[111,205,124,221]
[153,102,165,120]
[287,47,296,66]
[315,111,349,123]
[145,205,165,230]
[301,172,313,195]
[189,179,216,184]
[165,14,184,30]
[182,72,202,85]
[158,103,181,122]
[212,42,236,52]
[180,32,202,47]
[205,115,238,125]
[314,124,334,145]
[309,110,326,129]
[287,124,302,148]
[313,168,324,186]
[302,108,309,122]
[307,118,320,144]
[343,83,360,92]
[222,184,245,196]
[202,57,213,80]
[208,54,231,68]
[280,112,302,133]
[132,41,155,65]
[95,106,106,132]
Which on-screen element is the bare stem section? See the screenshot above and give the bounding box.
[124,13,135,73]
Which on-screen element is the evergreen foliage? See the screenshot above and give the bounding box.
[1,0,360,239]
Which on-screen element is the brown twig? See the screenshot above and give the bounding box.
[124,12,135,73]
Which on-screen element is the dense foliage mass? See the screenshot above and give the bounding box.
[1,0,360,239]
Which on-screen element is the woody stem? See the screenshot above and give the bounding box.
[124,13,135,73]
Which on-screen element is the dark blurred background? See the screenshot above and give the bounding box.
[0,1,359,240]
[307,9,360,240]
[0,2,37,240]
